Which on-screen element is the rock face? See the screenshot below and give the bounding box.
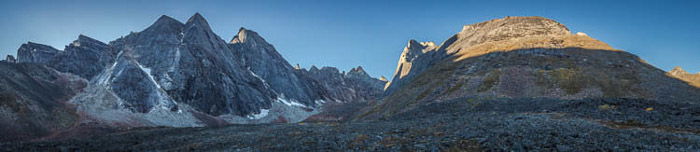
[49,35,115,79]
[229,28,327,106]
[669,67,700,87]
[16,42,60,63]
[384,40,439,94]
[99,14,276,117]
[360,16,700,119]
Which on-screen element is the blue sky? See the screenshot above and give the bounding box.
[1,0,698,77]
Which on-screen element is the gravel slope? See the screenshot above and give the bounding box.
[3,97,699,151]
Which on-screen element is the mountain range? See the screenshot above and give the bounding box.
[0,13,385,141]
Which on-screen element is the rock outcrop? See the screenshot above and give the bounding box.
[16,42,60,63]
[3,55,16,63]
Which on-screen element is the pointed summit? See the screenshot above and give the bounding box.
[144,15,184,33]
[350,66,367,74]
[156,15,181,25]
[347,66,370,78]
[184,13,216,35]
[185,13,210,27]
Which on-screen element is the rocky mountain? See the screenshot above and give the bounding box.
[299,65,386,122]
[669,66,700,87]
[1,13,385,140]
[360,16,700,119]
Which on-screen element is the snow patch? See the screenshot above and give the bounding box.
[277,95,307,108]
[247,109,269,119]
[248,67,271,89]
[134,61,162,89]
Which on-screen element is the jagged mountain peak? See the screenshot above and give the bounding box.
[155,15,182,25]
[185,13,210,27]
[351,66,365,72]
[348,66,369,77]
[143,15,184,34]
[309,65,319,72]
[403,39,437,56]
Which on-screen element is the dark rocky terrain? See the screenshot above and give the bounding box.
[3,97,700,151]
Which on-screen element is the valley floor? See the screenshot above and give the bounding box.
[2,98,700,151]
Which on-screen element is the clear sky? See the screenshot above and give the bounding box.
[1,0,698,78]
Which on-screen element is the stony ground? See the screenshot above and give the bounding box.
[2,97,699,151]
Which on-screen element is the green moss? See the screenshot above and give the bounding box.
[445,79,466,95]
[549,68,586,94]
[478,70,501,92]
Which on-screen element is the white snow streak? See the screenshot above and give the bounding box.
[247,109,269,119]
[134,62,162,89]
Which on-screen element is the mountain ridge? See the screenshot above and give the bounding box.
[361,16,700,120]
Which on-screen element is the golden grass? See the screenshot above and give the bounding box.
[453,34,617,61]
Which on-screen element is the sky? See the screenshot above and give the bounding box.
[1,0,698,78]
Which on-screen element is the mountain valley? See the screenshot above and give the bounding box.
[1,14,699,151]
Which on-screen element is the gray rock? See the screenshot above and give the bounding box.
[16,42,60,63]
[229,28,326,106]
[3,55,16,63]
[48,35,115,79]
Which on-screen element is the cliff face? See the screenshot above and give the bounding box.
[16,42,60,63]
[361,16,700,120]
[229,28,327,106]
